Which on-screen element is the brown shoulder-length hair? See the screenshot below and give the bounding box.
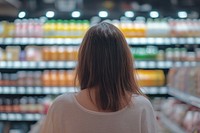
[75,22,143,111]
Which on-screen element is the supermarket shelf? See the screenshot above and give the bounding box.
[0,86,78,95]
[141,87,168,95]
[168,88,200,108]
[0,113,42,121]
[160,113,188,133]
[0,37,200,45]
[0,61,199,69]
[0,61,77,69]
[0,86,168,95]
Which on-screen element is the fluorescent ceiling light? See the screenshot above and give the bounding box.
[98,11,108,18]
[125,11,134,18]
[18,11,26,18]
[46,11,55,18]
[150,11,159,18]
[72,11,81,18]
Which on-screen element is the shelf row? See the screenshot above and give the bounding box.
[168,88,200,108]
[0,37,200,45]
[0,88,199,122]
[0,113,42,121]
[0,86,168,95]
[160,113,188,133]
[0,61,199,69]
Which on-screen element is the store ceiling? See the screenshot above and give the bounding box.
[0,0,200,20]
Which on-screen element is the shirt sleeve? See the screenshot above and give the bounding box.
[141,99,158,133]
[39,104,55,133]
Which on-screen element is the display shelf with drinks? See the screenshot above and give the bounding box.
[0,113,42,121]
[1,19,200,38]
[0,86,168,95]
[161,98,200,132]
[160,113,189,133]
[168,67,200,107]
[1,37,200,45]
[0,61,198,69]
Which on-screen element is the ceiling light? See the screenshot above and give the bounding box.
[98,11,108,18]
[72,11,81,18]
[18,11,26,18]
[124,11,134,18]
[178,11,187,18]
[46,11,55,18]
[150,11,159,18]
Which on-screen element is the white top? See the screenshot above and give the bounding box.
[40,93,158,133]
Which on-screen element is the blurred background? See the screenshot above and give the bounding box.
[0,0,200,133]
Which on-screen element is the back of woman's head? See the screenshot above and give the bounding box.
[76,22,142,111]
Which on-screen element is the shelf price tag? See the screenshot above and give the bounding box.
[48,61,55,68]
[178,38,186,44]
[147,38,155,44]
[0,87,2,93]
[29,61,37,68]
[4,38,13,44]
[44,87,51,94]
[18,87,25,94]
[25,114,34,121]
[3,87,10,94]
[57,61,65,68]
[171,38,178,44]
[66,61,76,68]
[7,61,13,68]
[35,87,42,94]
[160,87,168,94]
[150,87,158,94]
[155,38,164,45]
[148,61,156,68]
[16,113,22,121]
[0,61,6,68]
[21,38,29,45]
[187,38,195,44]
[1,113,8,120]
[0,38,3,44]
[60,87,67,93]
[13,38,20,44]
[27,87,34,94]
[195,38,200,44]
[36,38,43,45]
[52,87,59,94]
[39,61,46,68]
[21,61,29,68]
[139,38,147,45]
[164,38,171,45]
[28,38,35,44]
[10,87,16,94]
[8,113,16,121]
[14,61,21,68]
[139,61,147,68]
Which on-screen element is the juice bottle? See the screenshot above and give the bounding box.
[50,46,58,61]
[58,46,66,61]
[82,20,90,37]
[63,20,70,38]
[42,70,51,86]
[65,70,75,86]
[58,70,66,86]
[69,20,76,38]
[65,46,74,60]
[42,46,50,61]
[50,70,58,86]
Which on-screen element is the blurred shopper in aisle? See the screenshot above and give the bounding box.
[40,22,157,133]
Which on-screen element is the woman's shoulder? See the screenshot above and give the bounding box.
[131,94,153,109]
[50,93,75,109]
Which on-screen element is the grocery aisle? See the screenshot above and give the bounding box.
[0,0,200,133]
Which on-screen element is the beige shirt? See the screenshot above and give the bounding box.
[40,93,157,133]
